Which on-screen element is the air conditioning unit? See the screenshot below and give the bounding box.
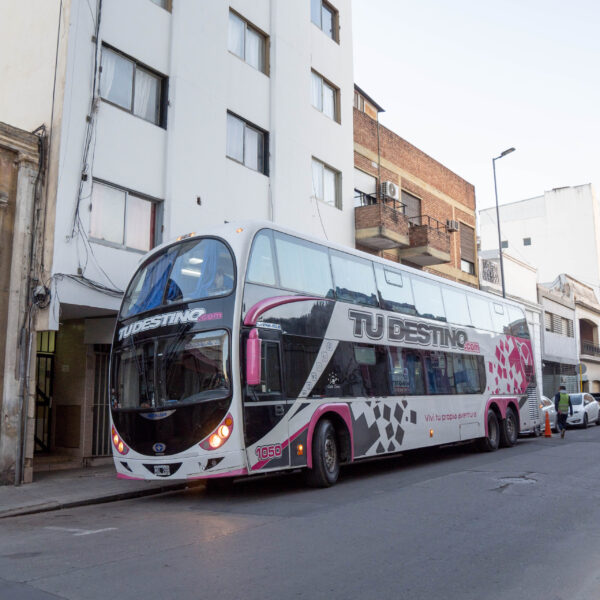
[380,181,399,200]
[446,219,460,232]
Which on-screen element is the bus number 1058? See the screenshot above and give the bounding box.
[255,444,283,460]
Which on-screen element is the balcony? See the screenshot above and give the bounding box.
[581,340,600,357]
[354,195,410,250]
[397,215,451,266]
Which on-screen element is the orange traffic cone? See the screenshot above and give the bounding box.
[544,412,552,437]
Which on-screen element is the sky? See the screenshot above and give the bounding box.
[351,0,600,213]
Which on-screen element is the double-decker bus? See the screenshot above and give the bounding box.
[109,221,539,487]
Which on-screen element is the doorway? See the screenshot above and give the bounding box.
[35,331,56,454]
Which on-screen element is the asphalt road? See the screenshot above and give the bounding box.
[2,426,600,600]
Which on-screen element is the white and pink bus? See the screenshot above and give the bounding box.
[109,222,540,487]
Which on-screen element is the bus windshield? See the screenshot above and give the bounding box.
[112,329,230,410]
[120,238,235,319]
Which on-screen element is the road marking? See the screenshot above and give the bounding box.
[45,526,117,536]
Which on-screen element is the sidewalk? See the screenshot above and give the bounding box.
[0,465,200,519]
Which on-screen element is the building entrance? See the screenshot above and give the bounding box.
[35,331,56,453]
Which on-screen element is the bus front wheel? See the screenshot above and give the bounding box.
[500,407,519,447]
[306,419,340,488]
[477,410,500,452]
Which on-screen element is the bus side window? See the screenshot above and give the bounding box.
[468,295,493,331]
[423,351,454,395]
[389,347,424,395]
[258,342,282,396]
[282,335,323,398]
[452,354,486,394]
[353,344,390,397]
[412,276,446,322]
[491,302,511,335]
[330,250,378,307]
[442,286,472,327]
[247,230,277,286]
[374,264,417,315]
[507,305,530,339]
[274,233,333,297]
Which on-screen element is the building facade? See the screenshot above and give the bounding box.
[0,123,46,484]
[0,0,355,479]
[477,248,544,409]
[352,86,478,287]
[536,282,578,396]
[479,184,600,289]
[541,275,600,394]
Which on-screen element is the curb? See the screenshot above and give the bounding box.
[0,480,204,520]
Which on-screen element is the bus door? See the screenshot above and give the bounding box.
[243,328,291,471]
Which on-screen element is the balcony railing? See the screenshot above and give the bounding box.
[354,196,410,250]
[397,215,451,266]
[581,340,600,357]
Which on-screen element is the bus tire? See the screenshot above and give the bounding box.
[306,419,339,488]
[477,409,500,452]
[500,407,519,447]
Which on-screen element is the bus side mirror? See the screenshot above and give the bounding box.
[246,328,261,386]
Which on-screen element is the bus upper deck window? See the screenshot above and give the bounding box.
[247,230,277,286]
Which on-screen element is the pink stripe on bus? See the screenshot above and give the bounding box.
[251,424,310,471]
[117,473,144,481]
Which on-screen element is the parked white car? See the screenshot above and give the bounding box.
[540,395,558,433]
[566,393,600,428]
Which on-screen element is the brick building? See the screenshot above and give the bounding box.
[353,85,478,288]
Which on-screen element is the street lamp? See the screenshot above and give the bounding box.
[492,147,515,298]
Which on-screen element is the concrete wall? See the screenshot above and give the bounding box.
[0,0,66,131]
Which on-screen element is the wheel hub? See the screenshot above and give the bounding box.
[324,436,337,472]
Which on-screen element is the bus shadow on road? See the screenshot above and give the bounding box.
[173,441,483,507]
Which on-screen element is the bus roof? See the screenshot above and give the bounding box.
[141,220,528,314]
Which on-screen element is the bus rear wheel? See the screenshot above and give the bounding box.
[477,409,500,452]
[306,419,339,488]
[500,407,519,447]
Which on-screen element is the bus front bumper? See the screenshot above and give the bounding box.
[113,450,248,481]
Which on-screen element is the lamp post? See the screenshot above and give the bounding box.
[492,147,515,298]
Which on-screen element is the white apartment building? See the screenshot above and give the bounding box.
[479,184,600,290]
[0,0,355,481]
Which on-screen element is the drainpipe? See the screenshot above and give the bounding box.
[376,112,381,203]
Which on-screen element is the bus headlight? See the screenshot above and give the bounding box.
[111,426,130,455]
[200,414,233,451]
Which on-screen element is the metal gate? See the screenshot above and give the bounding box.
[35,331,56,453]
[92,344,111,456]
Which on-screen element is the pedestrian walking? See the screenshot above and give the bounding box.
[554,384,573,438]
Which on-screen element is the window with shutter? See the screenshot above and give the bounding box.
[401,190,421,223]
[551,314,562,335]
[460,223,475,263]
